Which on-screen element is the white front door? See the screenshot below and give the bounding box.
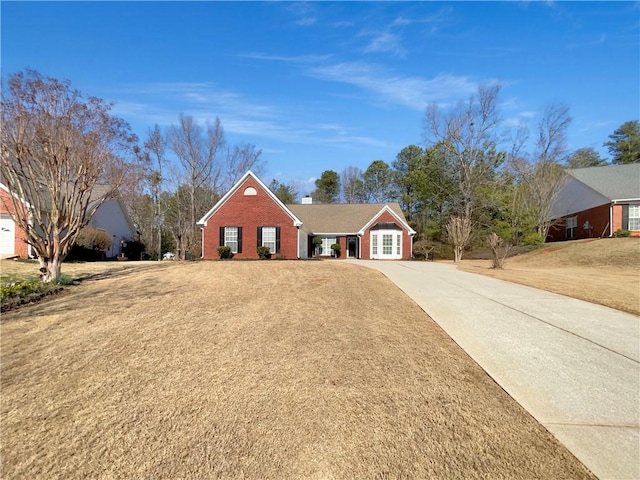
[370,230,402,259]
[0,216,16,255]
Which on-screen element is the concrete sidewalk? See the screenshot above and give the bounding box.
[351,260,640,480]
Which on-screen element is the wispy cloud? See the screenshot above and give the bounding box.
[307,61,478,110]
[286,2,317,27]
[109,81,388,150]
[568,33,607,49]
[362,31,406,57]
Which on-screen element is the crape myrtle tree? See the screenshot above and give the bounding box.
[0,69,138,281]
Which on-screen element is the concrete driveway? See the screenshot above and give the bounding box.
[352,260,640,480]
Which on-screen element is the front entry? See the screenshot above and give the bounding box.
[347,236,358,258]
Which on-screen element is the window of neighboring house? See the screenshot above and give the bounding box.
[224,227,239,253]
[261,227,277,253]
[372,234,378,255]
[321,236,336,256]
[629,205,640,231]
[566,216,577,239]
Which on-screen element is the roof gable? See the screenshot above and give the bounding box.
[197,171,302,227]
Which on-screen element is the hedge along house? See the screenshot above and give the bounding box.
[196,171,416,260]
[547,163,640,241]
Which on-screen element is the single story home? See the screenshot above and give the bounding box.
[0,182,136,259]
[547,163,640,241]
[196,171,416,260]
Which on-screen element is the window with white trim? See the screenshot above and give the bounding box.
[629,205,640,231]
[566,216,577,239]
[396,234,401,255]
[372,234,378,255]
[320,237,336,256]
[382,234,393,255]
[262,227,276,253]
[225,227,238,253]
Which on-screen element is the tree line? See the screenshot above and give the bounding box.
[291,86,639,260]
[1,69,638,280]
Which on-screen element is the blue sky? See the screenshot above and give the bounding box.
[2,1,639,195]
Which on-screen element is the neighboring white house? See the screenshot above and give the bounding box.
[0,182,136,259]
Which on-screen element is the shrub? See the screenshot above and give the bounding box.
[330,243,341,257]
[257,246,271,259]
[76,227,113,252]
[523,232,545,246]
[487,232,512,269]
[217,245,233,259]
[1,279,44,303]
[613,229,631,238]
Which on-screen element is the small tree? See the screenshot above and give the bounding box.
[446,216,471,262]
[330,243,341,258]
[0,69,138,281]
[487,232,512,269]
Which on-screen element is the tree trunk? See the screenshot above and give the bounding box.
[38,257,62,283]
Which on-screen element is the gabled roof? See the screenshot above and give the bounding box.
[567,164,640,201]
[286,202,415,235]
[197,171,303,227]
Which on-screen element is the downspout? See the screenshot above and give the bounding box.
[200,227,205,259]
[296,226,300,259]
[609,202,614,237]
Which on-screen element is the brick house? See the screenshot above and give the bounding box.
[548,163,640,241]
[197,171,416,260]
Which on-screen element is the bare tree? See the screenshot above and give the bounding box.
[144,124,167,258]
[511,103,572,240]
[424,84,503,259]
[446,216,471,262]
[487,232,512,269]
[0,69,137,281]
[341,166,366,203]
[169,114,224,259]
[223,143,264,190]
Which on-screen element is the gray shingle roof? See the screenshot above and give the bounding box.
[567,164,640,200]
[286,202,408,234]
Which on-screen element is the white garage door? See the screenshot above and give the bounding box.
[0,216,16,255]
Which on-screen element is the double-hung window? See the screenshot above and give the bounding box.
[225,227,239,253]
[220,226,242,253]
[261,227,277,253]
[372,234,378,255]
[629,205,640,231]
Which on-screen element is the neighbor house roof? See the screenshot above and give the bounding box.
[287,202,413,235]
[567,163,640,201]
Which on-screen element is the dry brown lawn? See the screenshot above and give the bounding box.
[458,237,640,316]
[1,261,594,479]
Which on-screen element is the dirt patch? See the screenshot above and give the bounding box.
[1,261,594,479]
[457,238,640,315]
